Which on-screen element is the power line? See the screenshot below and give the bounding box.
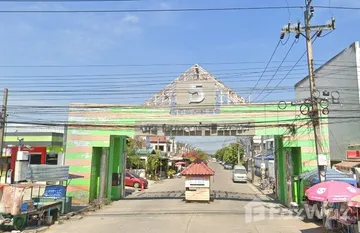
[248,40,282,100]
[1,0,139,1]
[0,61,311,68]
[0,60,355,68]
[0,6,305,14]
[315,5,360,10]
[252,39,297,102]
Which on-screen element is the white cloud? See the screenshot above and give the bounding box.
[122,15,140,24]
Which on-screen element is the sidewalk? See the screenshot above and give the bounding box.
[247,174,278,201]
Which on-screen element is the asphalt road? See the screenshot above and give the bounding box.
[46,161,323,233]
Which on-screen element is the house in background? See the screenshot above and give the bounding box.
[294,41,360,166]
[148,136,172,155]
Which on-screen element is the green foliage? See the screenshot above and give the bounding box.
[126,138,146,169]
[126,154,146,169]
[147,155,163,178]
[167,169,176,178]
[215,142,245,165]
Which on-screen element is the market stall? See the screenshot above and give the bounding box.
[305,181,360,232]
[181,160,214,203]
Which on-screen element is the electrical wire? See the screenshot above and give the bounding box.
[0,6,305,14]
[256,33,320,102]
[4,116,360,129]
[0,60,356,68]
[252,39,297,102]
[248,40,282,99]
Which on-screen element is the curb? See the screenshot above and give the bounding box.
[247,178,276,202]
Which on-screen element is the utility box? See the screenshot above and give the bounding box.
[14,151,30,182]
[17,151,29,161]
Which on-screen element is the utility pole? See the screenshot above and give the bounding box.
[280,0,335,182]
[260,136,265,181]
[0,88,8,158]
[250,136,255,184]
[237,137,241,165]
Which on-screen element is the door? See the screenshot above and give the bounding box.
[285,150,293,206]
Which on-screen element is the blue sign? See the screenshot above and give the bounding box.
[42,185,66,198]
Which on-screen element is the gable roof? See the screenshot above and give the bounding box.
[149,136,167,143]
[145,64,247,106]
[181,161,215,176]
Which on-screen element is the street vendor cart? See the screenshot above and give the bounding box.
[0,165,82,231]
[0,183,63,230]
[181,160,215,203]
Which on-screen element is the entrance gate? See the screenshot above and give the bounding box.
[64,64,330,205]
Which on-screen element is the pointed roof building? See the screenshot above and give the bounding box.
[181,160,215,176]
[144,64,247,106]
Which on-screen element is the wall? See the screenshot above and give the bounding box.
[295,42,360,162]
[65,103,330,204]
[4,132,63,147]
[65,129,133,204]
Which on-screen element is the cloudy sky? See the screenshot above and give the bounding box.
[0,0,359,152]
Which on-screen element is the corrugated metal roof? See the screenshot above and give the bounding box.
[300,168,354,181]
[26,165,69,181]
[334,161,360,171]
[181,162,214,176]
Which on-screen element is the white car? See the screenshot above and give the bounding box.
[232,165,247,183]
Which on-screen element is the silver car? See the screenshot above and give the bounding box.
[224,163,233,170]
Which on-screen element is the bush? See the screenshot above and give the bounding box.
[167,169,176,178]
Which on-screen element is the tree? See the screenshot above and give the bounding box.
[215,143,245,165]
[184,150,208,163]
[126,137,146,169]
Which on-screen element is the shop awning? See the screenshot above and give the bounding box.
[334,161,360,171]
[299,168,356,187]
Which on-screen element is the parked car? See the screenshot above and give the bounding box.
[232,165,247,183]
[125,172,148,189]
[224,162,233,170]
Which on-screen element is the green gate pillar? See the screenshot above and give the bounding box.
[108,135,127,200]
[275,136,286,203]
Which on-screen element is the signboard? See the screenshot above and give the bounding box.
[135,122,255,136]
[171,80,219,115]
[347,150,360,159]
[2,148,12,157]
[185,177,209,187]
[318,154,328,166]
[176,81,215,108]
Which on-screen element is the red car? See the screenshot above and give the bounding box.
[125,172,148,189]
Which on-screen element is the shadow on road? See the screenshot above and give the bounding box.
[125,190,278,203]
[87,210,249,217]
[300,227,324,233]
[125,188,136,197]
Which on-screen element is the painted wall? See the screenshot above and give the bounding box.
[295,41,360,162]
[65,103,329,204]
[4,132,63,147]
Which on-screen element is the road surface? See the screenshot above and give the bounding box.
[46,162,322,233]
